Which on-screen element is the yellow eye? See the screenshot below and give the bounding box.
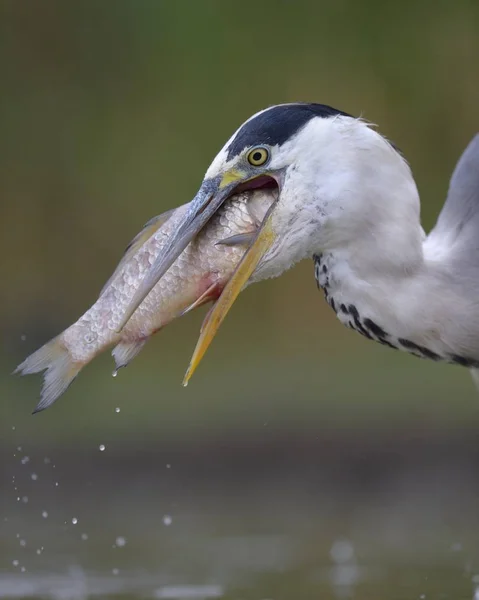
[247,147,269,167]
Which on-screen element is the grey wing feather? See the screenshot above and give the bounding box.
[427,134,479,265]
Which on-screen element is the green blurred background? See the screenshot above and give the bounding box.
[2,2,479,597]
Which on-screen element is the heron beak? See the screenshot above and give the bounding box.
[117,172,243,331]
[118,168,282,333]
[118,164,282,381]
[182,200,277,385]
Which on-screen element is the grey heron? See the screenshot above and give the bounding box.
[121,102,479,388]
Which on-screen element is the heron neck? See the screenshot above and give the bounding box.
[321,209,426,285]
[317,228,475,363]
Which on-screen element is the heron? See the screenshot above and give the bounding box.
[120,102,479,389]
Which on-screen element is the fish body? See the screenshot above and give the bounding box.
[15,189,276,412]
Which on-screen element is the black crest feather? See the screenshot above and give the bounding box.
[226,102,352,159]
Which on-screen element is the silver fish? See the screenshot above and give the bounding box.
[15,189,276,413]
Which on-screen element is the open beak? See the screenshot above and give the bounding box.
[182,197,278,385]
[117,167,283,379]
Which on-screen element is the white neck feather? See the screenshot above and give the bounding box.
[298,119,474,361]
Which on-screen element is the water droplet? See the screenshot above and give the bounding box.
[99,444,106,452]
[19,539,26,547]
[16,497,20,502]
[17,446,22,452]
[55,482,59,487]
[163,514,172,526]
[330,539,354,563]
[12,426,16,431]
[12,560,19,567]
[450,542,462,552]
[166,464,171,469]
[71,517,78,525]
[20,566,26,573]
[44,457,51,464]
[115,407,120,413]
[31,473,38,481]
[81,533,88,541]
[21,496,28,504]
[42,511,48,519]
[20,334,26,341]
[115,536,126,547]
[112,370,118,378]
[112,568,119,575]
[21,456,30,465]
[36,548,42,555]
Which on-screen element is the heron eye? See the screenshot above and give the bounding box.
[247,147,269,167]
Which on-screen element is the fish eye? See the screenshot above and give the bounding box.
[247,147,269,167]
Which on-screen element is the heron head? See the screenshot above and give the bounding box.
[120,103,412,381]
[198,103,354,281]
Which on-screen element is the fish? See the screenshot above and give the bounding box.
[14,188,277,413]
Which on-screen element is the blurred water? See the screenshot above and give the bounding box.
[2,438,479,600]
[1,521,478,599]
[0,565,475,599]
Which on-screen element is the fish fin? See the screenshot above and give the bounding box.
[180,282,221,317]
[112,339,147,370]
[215,232,255,247]
[100,209,176,296]
[14,337,82,413]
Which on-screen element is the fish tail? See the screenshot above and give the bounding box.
[112,338,147,371]
[14,336,83,413]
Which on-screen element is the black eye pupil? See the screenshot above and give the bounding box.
[252,151,262,162]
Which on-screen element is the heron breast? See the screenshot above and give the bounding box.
[312,255,479,369]
[313,254,437,358]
